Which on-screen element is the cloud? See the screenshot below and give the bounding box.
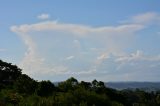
[0,49,6,52]
[37,13,50,20]
[114,50,160,75]
[131,12,159,24]
[65,56,75,60]
[10,12,160,81]
[115,50,160,63]
[115,50,144,63]
[97,54,110,60]
[121,12,160,25]
[8,33,44,76]
[9,21,145,80]
[73,40,81,49]
[10,21,144,35]
[94,50,160,81]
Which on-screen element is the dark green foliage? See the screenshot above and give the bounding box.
[0,60,21,81]
[0,59,160,106]
[58,77,78,92]
[70,87,111,106]
[79,81,92,90]
[0,60,22,90]
[0,89,22,106]
[14,74,38,94]
[36,80,55,97]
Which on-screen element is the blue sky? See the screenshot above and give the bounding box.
[1,0,160,82]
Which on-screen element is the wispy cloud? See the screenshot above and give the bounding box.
[0,49,6,52]
[115,50,160,63]
[94,50,160,81]
[121,12,160,25]
[131,12,159,24]
[37,13,50,20]
[65,56,75,60]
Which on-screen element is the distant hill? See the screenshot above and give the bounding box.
[106,82,160,91]
[54,81,160,91]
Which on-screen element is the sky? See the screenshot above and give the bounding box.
[0,0,160,82]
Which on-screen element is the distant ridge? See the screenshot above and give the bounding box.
[106,82,160,91]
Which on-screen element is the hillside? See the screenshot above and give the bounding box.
[1,59,160,106]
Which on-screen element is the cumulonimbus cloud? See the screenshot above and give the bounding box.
[10,12,160,81]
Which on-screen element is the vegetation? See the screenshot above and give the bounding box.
[0,59,160,106]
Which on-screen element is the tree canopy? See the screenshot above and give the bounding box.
[0,60,21,90]
[0,59,160,106]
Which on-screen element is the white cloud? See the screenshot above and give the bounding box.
[115,50,160,63]
[97,54,110,60]
[0,49,6,52]
[121,12,160,25]
[65,56,75,60]
[115,50,143,62]
[37,13,50,20]
[10,12,160,81]
[10,33,44,76]
[73,40,81,49]
[10,21,144,80]
[92,50,160,81]
[10,21,144,35]
[132,12,158,24]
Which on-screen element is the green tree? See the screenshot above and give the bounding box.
[0,89,22,106]
[79,81,92,90]
[14,74,38,94]
[0,60,22,87]
[92,79,98,88]
[58,77,78,92]
[37,80,55,97]
[156,94,160,105]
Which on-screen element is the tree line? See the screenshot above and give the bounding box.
[0,59,160,106]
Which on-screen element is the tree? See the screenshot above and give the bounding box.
[0,60,22,89]
[79,81,92,90]
[92,79,98,88]
[14,74,38,94]
[156,94,160,105]
[37,80,55,97]
[58,77,78,92]
[91,80,106,93]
